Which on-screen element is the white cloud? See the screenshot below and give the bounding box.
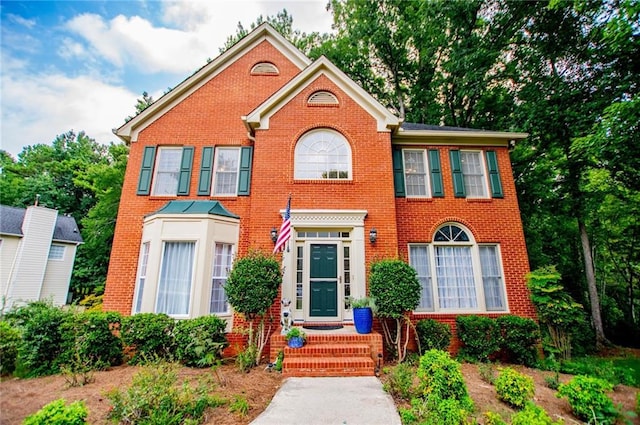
[7,13,36,29]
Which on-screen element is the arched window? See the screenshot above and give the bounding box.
[408,223,507,312]
[294,129,351,180]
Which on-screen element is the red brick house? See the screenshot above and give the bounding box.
[103,23,536,375]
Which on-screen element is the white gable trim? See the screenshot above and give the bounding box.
[243,56,400,133]
[115,23,310,143]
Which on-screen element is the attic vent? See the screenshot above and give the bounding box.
[308,91,339,105]
[251,62,279,75]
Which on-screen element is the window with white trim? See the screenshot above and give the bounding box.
[152,147,182,196]
[48,244,65,260]
[213,148,240,195]
[210,243,233,314]
[156,241,195,316]
[403,150,430,197]
[133,242,150,313]
[409,224,506,312]
[294,129,351,180]
[460,151,489,198]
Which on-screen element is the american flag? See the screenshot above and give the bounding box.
[273,196,291,253]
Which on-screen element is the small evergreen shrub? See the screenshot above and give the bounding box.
[415,319,451,353]
[120,313,175,364]
[383,362,418,400]
[557,375,618,424]
[496,315,540,366]
[511,402,563,425]
[484,411,507,425]
[494,367,535,409]
[107,362,224,424]
[417,349,474,412]
[456,315,500,362]
[23,399,88,425]
[0,321,21,375]
[423,396,471,425]
[174,315,228,367]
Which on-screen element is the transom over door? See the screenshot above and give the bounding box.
[309,243,338,318]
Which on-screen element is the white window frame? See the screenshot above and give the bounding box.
[294,129,352,180]
[48,244,65,261]
[133,242,150,314]
[155,240,196,318]
[409,224,507,313]
[460,150,489,198]
[210,242,233,314]
[212,147,240,196]
[403,149,431,198]
[151,147,182,196]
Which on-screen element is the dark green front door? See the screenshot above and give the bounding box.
[309,244,338,318]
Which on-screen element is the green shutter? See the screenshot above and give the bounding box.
[197,146,214,196]
[137,146,156,195]
[485,150,503,198]
[450,150,466,198]
[428,149,444,197]
[176,146,194,196]
[238,146,253,196]
[392,148,406,197]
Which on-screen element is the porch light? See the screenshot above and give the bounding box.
[271,227,278,243]
[369,228,377,243]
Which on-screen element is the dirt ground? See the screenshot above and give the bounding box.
[1,360,638,424]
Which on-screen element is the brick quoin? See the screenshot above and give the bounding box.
[103,25,537,360]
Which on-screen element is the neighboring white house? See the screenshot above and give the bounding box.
[0,205,83,310]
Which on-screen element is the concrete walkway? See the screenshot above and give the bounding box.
[250,376,402,425]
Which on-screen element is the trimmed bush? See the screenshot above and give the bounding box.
[495,367,535,409]
[415,319,451,353]
[120,313,175,364]
[174,315,228,367]
[511,402,563,425]
[456,315,500,362]
[557,375,618,424]
[496,315,540,366]
[23,399,88,425]
[0,321,21,376]
[417,349,474,412]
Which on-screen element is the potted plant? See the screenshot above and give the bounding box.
[349,296,377,334]
[285,327,306,348]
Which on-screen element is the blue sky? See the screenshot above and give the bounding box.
[0,0,334,157]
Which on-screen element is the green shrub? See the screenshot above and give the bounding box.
[229,395,249,417]
[560,356,636,386]
[174,315,228,367]
[236,344,258,373]
[484,411,507,425]
[23,399,88,425]
[383,362,418,400]
[107,362,224,424]
[59,311,123,370]
[496,315,540,366]
[11,302,72,377]
[494,367,535,409]
[120,313,175,364]
[417,349,474,412]
[557,375,618,424]
[511,402,563,425]
[456,315,500,362]
[478,363,497,385]
[423,396,471,425]
[0,321,21,375]
[415,319,452,353]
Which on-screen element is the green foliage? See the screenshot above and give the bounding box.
[229,395,250,417]
[368,259,421,319]
[174,315,228,367]
[120,313,175,364]
[107,362,223,424]
[415,319,451,353]
[456,315,500,363]
[382,362,418,401]
[236,344,258,373]
[23,399,88,425]
[636,391,639,416]
[0,320,20,375]
[544,371,560,390]
[494,367,535,409]
[417,350,474,412]
[484,411,507,425]
[560,356,636,387]
[478,363,497,385]
[274,350,284,372]
[349,296,378,313]
[497,315,540,366]
[225,250,282,318]
[557,375,618,424]
[510,402,563,425]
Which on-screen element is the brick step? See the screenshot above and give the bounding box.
[284,343,371,358]
[283,356,375,377]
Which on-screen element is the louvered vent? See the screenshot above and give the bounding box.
[308,91,339,105]
[250,62,279,75]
